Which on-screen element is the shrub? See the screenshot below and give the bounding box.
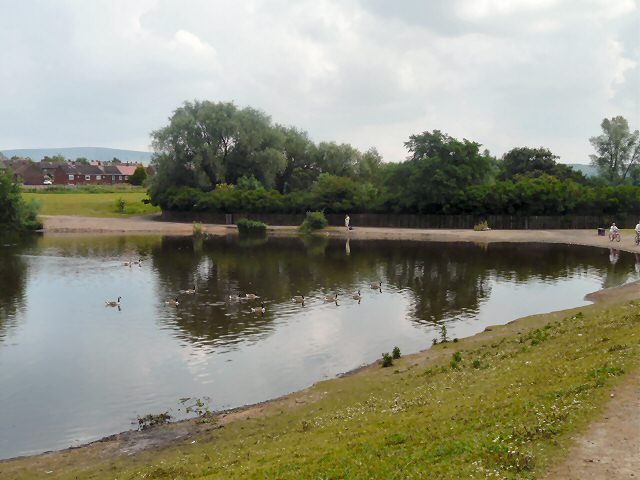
[128,165,147,186]
[300,211,328,233]
[473,220,490,231]
[192,222,204,238]
[0,169,42,233]
[392,346,401,359]
[439,324,449,343]
[115,197,126,213]
[236,218,268,235]
[381,352,393,368]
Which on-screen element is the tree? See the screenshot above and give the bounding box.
[42,155,66,164]
[355,148,384,186]
[128,165,147,186]
[75,157,89,165]
[275,126,319,193]
[0,169,41,233]
[590,116,640,184]
[385,130,494,212]
[315,142,360,177]
[499,147,589,184]
[151,101,287,191]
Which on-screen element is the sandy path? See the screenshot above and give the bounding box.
[41,215,640,254]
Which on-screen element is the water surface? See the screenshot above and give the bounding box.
[0,235,637,459]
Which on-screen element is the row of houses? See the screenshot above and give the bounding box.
[0,159,154,185]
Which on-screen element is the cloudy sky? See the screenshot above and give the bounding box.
[0,0,638,163]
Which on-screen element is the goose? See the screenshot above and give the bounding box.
[324,293,338,303]
[105,296,121,307]
[370,281,382,290]
[245,293,259,300]
[229,294,242,301]
[352,290,362,301]
[123,261,132,267]
[182,285,197,295]
[250,302,266,314]
[292,295,305,303]
[165,297,180,306]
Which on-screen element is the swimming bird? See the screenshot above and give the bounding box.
[251,302,266,314]
[123,261,131,267]
[182,285,197,295]
[105,296,121,307]
[245,293,259,300]
[352,290,362,301]
[370,281,382,290]
[292,295,305,303]
[165,297,180,306]
[229,294,242,301]
[324,293,338,303]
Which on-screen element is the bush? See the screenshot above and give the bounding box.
[392,346,401,359]
[236,218,267,235]
[381,352,393,368]
[115,197,126,213]
[300,211,328,233]
[0,169,41,233]
[192,222,204,238]
[473,220,490,231]
[128,165,148,186]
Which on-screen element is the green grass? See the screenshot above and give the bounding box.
[3,301,639,479]
[23,192,160,217]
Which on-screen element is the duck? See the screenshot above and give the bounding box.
[123,261,132,267]
[165,297,180,306]
[105,296,121,307]
[352,290,362,301]
[292,295,305,303]
[229,294,242,301]
[182,285,197,295]
[324,293,338,303]
[245,293,259,300]
[250,302,266,314]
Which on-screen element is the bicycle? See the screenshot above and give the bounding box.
[635,231,640,246]
[609,231,621,242]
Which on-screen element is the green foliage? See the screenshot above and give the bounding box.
[115,197,126,213]
[300,211,328,233]
[236,218,267,235]
[136,412,171,431]
[473,220,489,231]
[192,222,204,238]
[392,346,401,359]
[128,165,147,186]
[590,116,640,184]
[0,169,41,233]
[381,352,393,368]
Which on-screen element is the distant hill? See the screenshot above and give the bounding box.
[0,147,153,164]
[566,163,598,177]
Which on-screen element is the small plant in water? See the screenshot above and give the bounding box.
[473,220,490,231]
[381,352,393,368]
[192,222,204,238]
[137,412,171,430]
[392,346,401,359]
[180,397,216,423]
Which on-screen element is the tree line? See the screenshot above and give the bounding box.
[148,100,640,216]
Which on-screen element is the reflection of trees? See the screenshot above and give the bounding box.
[36,235,162,260]
[149,237,637,348]
[0,239,34,342]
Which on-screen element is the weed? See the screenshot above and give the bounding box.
[439,324,449,343]
[381,352,393,368]
[236,218,267,236]
[137,412,171,430]
[472,359,481,369]
[473,220,490,231]
[392,346,401,359]
[299,211,328,233]
[115,197,126,213]
[192,222,204,238]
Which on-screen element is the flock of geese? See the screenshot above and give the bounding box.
[105,278,384,315]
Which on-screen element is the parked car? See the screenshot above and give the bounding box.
[43,178,52,185]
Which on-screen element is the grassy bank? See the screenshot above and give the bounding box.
[2,299,639,479]
[23,192,160,217]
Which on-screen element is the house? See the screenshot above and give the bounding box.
[0,159,45,185]
[102,165,128,184]
[115,164,137,181]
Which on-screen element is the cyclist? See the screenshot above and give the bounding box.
[610,222,620,241]
[635,221,640,244]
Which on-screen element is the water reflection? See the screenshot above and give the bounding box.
[1,235,639,459]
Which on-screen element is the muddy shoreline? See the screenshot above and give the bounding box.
[3,215,640,465]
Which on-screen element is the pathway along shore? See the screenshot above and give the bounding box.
[4,215,638,479]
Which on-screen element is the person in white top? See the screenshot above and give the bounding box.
[610,223,619,234]
[635,221,640,234]
[345,214,350,229]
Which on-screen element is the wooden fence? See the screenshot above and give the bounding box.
[159,211,638,230]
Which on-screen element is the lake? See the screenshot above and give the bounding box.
[0,234,637,459]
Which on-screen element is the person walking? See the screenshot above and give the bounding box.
[345,214,350,230]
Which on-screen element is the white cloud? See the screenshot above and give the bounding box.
[0,0,637,164]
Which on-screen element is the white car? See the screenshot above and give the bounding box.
[43,178,53,185]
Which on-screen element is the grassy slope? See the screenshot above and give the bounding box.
[3,300,639,479]
[23,191,160,217]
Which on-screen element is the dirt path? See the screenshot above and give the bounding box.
[545,370,640,479]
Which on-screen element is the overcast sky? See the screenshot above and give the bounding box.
[0,0,638,163]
